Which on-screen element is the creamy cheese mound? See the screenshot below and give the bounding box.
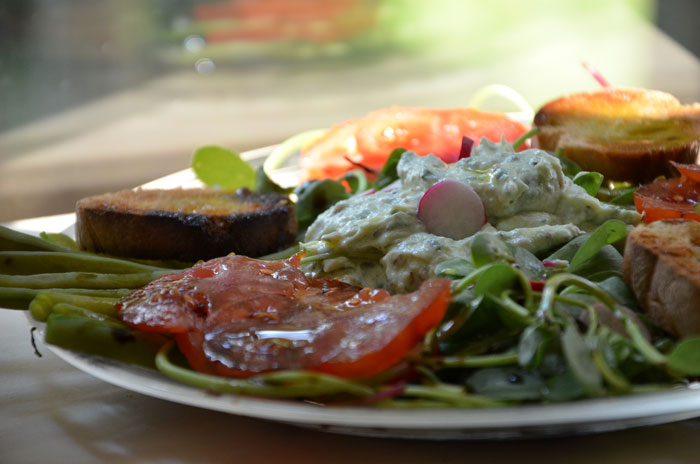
[301,138,640,293]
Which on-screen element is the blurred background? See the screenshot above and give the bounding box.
[1,0,699,221]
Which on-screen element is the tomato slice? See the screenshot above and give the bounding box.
[670,161,700,184]
[300,106,528,180]
[117,255,451,379]
[633,178,700,223]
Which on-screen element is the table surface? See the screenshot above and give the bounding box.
[4,3,700,462]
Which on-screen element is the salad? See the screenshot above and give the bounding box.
[2,130,700,409]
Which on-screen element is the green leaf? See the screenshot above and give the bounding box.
[547,234,624,281]
[192,146,256,189]
[609,186,637,206]
[573,171,604,196]
[435,294,503,352]
[471,233,513,268]
[294,179,350,231]
[507,244,546,281]
[544,372,585,402]
[561,324,604,396]
[666,337,700,376]
[596,276,640,311]
[473,263,518,298]
[254,166,291,194]
[375,148,406,190]
[434,258,475,279]
[569,220,627,272]
[518,324,551,368]
[465,367,545,401]
[552,148,582,178]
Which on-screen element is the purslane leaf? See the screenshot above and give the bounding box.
[569,220,627,272]
[192,146,256,189]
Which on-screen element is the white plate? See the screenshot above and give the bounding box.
[44,341,700,440]
[19,143,700,440]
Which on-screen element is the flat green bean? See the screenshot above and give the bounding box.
[44,314,166,369]
[0,287,130,310]
[0,224,74,252]
[39,232,79,250]
[29,292,119,321]
[0,270,171,289]
[51,302,121,323]
[0,251,167,275]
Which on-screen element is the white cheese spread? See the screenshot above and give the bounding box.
[301,138,640,293]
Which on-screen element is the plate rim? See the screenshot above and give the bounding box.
[44,335,700,433]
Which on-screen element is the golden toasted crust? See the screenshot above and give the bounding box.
[534,88,700,183]
[76,188,297,262]
[623,219,700,337]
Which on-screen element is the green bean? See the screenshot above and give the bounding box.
[0,287,33,309]
[155,341,374,398]
[51,302,120,323]
[44,314,166,369]
[0,251,168,275]
[0,224,74,252]
[39,232,79,250]
[29,292,118,321]
[0,287,131,310]
[0,270,171,289]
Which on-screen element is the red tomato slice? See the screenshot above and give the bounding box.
[300,106,528,180]
[117,255,451,379]
[670,161,700,184]
[633,178,700,223]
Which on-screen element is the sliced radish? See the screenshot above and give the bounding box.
[418,179,486,240]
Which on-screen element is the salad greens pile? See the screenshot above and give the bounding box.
[425,223,700,404]
[2,140,699,408]
[184,141,700,405]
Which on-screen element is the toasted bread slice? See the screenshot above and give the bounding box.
[623,219,700,337]
[76,188,297,262]
[534,88,700,183]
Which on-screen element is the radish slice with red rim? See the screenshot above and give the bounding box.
[418,179,486,240]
